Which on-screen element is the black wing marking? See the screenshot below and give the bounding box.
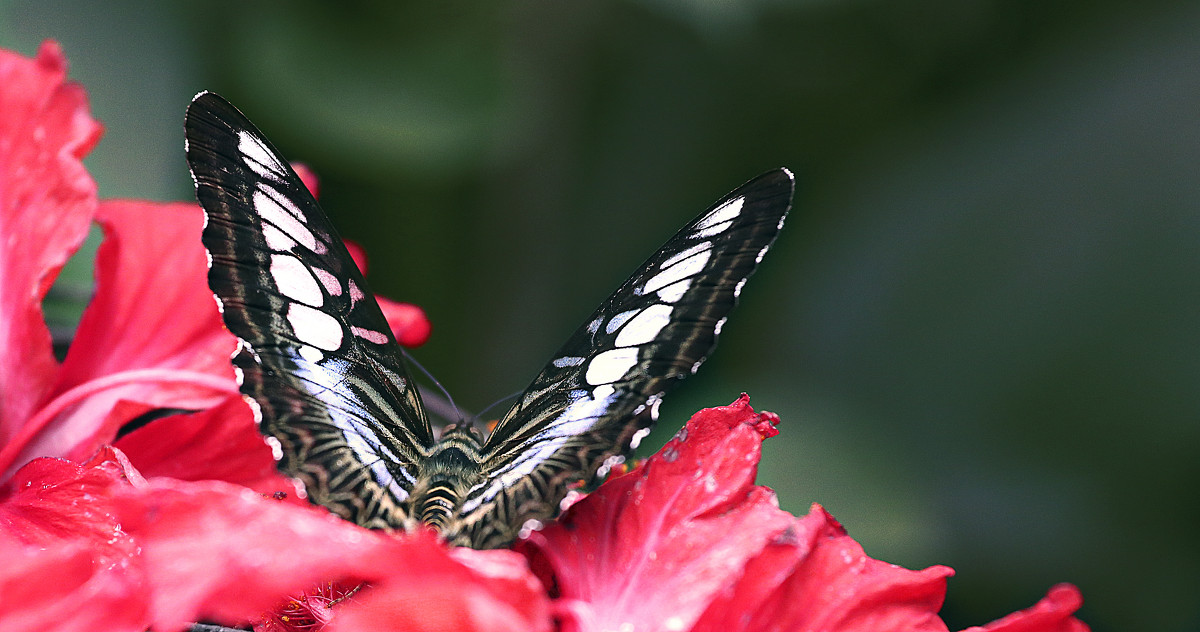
[451,169,794,548]
[185,92,432,528]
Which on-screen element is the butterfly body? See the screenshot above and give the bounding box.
[406,424,488,540]
[185,92,793,549]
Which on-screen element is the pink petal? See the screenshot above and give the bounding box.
[519,395,796,632]
[694,505,954,632]
[114,395,299,497]
[344,240,368,275]
[0,538,149,632]
[4,200,239,475]
[0,448,148,630]
[0,41,102,455]
[328,547,552,632]
[291,162,319,199]
[110,477,454,630]
[0,446,140,565]
[959,584,1089,632]
[378,297,432,347]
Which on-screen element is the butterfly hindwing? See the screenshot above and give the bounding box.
[450,169,794,548]
[185,92,432,528]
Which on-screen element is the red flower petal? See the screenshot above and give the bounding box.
[379,297,432,347]
[959,584,1088,632]
[328,547,552,632]
[110,476,545,631]
[519,395,797,632]
[694,505,954,632]
[0,41,102,452]
[291,162,319,199]
[0,446,140,566]
[343,240,368,275]
[110,477,406,629]
[3,200,239,474]
[114,395,298,497]
[0,538,148,632]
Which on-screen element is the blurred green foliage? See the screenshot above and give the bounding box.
[5,1,1198,629]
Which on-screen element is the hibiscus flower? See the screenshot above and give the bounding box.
[0,41,1088,632]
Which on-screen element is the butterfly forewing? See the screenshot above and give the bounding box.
[185,92,432,528]
[450,169,794,548]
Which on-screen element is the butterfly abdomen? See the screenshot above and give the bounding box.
[410,424,487,532]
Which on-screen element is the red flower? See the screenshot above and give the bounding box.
[520,396,1087,632]
[0,41,1086,632]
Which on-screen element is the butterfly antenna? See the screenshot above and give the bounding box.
[474,389,523,425]
[400,348,465,424]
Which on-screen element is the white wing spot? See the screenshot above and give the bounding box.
[352,326,389,344]
[630,426,653,450]
[287,303,343,351]
[313,267,342,296]
[253,189,318,251]
[552,356,586,368]
[262,224,296,251]
[656,278,692,303]
[245,394,264,425]
[264,435,283,461]
[270,254,323,307]
[648,393,663,420]
[260,183,305,222]
[297,344,324,363]
[596,454,626,478]
[695,197,744,231]
[693,197,743,237]
[348,279,365,303]
[733,277,748,298]
[694,219,733,240]
[660,241,711,269]
[755,244,771,264]
[586,347,639,385]
[605,309,639,334]
[591,383,616,400]
[643,248,710,294]
[713,316,727,336]
[518,519,544,539]
[614,303,673,347]
[237,130,286,181]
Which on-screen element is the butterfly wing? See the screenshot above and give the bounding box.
[185,91,433,528]
[451,169,794,548]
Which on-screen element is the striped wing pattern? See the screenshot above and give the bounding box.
[448,170,794,548]
[186,92,432,529]
[185,91,793,549]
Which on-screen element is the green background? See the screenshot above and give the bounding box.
[4,2,1198,630]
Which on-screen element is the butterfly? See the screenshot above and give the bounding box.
[184,91,794,549]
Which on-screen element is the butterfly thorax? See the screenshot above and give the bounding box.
[409,422,487,534]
